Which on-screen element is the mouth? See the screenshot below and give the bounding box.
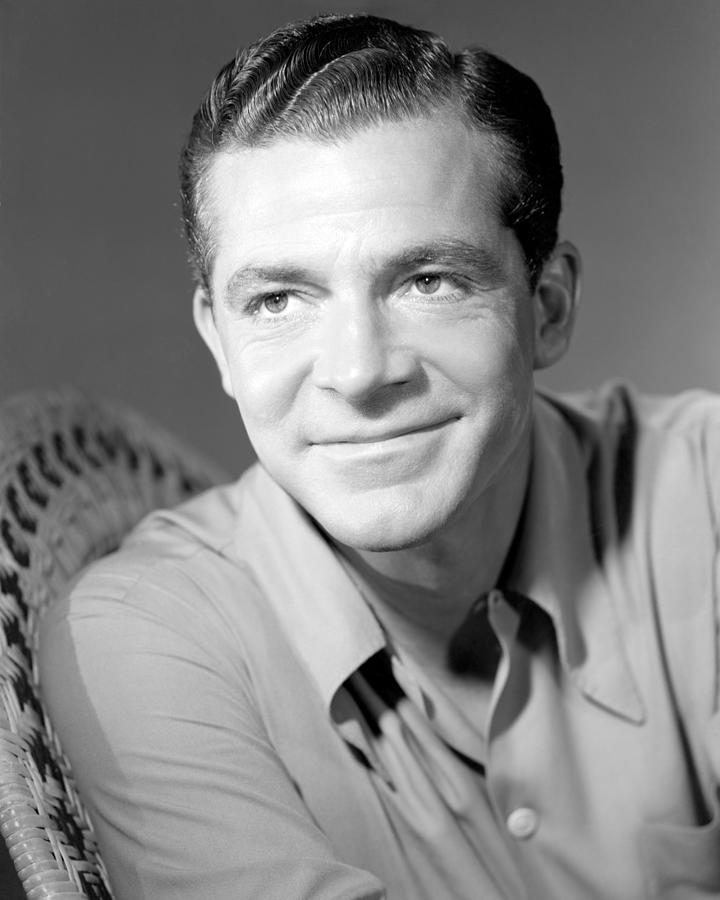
[312,417,458,447]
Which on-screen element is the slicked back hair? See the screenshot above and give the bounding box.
[179,14,563,294]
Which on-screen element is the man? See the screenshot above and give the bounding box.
[39,13,720,900]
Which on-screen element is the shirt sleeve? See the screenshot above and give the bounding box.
[37,552,385,900]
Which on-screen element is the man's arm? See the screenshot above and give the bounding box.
[38,556,384,900]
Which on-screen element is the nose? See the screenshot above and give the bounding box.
[312,296,417,401]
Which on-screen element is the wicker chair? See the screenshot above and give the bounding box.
[0,388,225,899]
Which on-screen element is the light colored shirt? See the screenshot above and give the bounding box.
[38,384,720,900]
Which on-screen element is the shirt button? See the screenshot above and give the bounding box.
[506,807,539,839]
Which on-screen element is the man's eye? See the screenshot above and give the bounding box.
[260,292,289,314]
[414,274,443,295]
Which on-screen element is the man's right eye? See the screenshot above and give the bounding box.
[259,292,289,314]
[244,291,291,317]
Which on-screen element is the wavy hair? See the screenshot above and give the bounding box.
[179,14,562,292]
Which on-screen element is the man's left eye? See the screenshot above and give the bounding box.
[414,274,443,295]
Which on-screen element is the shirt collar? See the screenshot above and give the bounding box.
[233,393,645,724]
[234,464,386,710]
[504,394,645,723]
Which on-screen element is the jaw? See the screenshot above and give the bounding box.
[273,403,534,561]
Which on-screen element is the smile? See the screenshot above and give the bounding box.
[312,418,457,461]
[315,418,456,444]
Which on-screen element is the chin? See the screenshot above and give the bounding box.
[306,488,454,553]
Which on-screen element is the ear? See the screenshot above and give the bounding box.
[532,240,582,370]
[192,286,235,398]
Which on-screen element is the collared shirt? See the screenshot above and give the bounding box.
[38,384,720,900]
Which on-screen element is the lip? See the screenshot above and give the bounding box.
[313,418,457,446]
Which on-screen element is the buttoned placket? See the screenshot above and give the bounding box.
[483,589,549,853]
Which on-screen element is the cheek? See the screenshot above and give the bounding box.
[428,316,534,398]
[224,342,306,432]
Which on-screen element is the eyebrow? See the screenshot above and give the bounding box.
[387,239,507,284]
[224,265,319,305]
[223,238,507,305]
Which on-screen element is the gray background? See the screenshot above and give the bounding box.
[0,1,719,895]
[2,0,719,478]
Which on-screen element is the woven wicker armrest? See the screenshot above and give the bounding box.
[0,388,225,899]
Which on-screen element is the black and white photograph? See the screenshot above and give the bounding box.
[1,2,719,898]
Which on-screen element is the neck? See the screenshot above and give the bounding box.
[335,435,532,670]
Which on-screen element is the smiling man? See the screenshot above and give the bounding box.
[39,14,720,900]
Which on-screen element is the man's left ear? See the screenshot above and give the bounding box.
[532,240,582,370]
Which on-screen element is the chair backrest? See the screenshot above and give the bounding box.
[0,388,225,899]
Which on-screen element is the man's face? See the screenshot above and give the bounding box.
[196,114,541,551]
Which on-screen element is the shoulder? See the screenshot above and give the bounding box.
[539,382,720,493]
[538,381,720,544]
[39,470,280,683]
[539,380,720,444]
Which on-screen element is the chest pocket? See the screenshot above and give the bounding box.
[643,531,720,899]
[640,803,720,899]
[639,716,720,899]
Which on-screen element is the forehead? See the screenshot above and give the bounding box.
[204,114,509,286]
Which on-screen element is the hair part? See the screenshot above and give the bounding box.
[179,14,563,294]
